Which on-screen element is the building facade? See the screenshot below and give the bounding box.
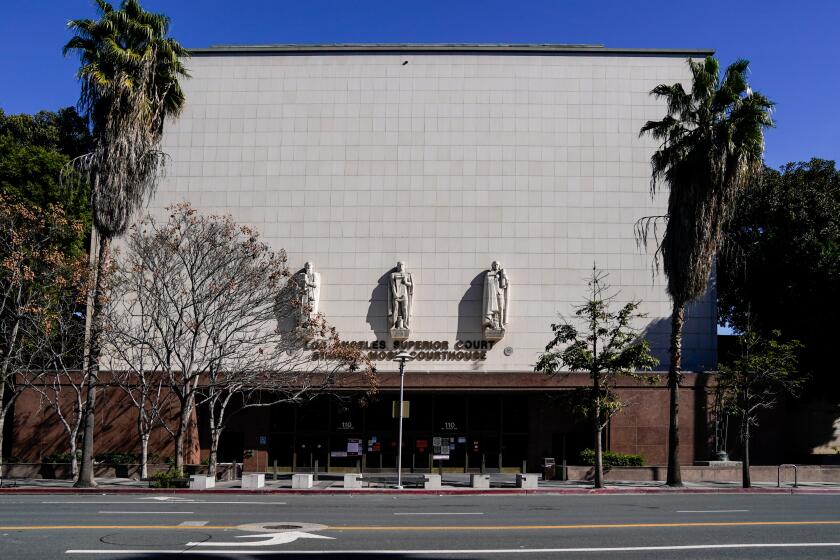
[11,45,721,472]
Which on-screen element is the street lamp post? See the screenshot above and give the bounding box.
[393,351,413,489]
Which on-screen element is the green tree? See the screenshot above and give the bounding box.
[719,159,839,387]
[639,57,773,485]
[717,331,803,487]
[0,108,92,255]
[536,268,658,488]
[64,0,188,487]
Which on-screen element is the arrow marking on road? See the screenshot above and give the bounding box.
[187,531,334,547]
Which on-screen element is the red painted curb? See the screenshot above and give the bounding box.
[0,486,837,495]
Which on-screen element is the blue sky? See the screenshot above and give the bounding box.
[1,0,837,169]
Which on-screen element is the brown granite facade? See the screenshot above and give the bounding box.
[5,372,713,472]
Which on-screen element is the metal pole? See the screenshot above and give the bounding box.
[397,357,406,489]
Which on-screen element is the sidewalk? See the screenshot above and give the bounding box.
[2,474,839,494]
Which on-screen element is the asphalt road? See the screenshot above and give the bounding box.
[1,492,840,559]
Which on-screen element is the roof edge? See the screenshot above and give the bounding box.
[189,43,714,57]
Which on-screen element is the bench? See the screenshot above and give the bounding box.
[0,477,19,488]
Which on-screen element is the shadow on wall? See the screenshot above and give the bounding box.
[274,268,302,335]
[456,272,487,370]
[640,316,671,371]
[456,272,485,339]
[366,268,395,343]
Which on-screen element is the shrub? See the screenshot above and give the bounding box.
[150,470,187,488]
[94,452,137,465]
[43,452,79,464]
[579,449,644,467]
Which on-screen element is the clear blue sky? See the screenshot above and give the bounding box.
[1,0,837,168]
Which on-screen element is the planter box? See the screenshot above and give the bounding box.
[242,473,265,489]
[189,475,215,489]
[292,473,313,489]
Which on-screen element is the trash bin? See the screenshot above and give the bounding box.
[542,457,556,481]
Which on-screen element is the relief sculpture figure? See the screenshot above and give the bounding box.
[388,261,413,340]
[483,261,509,340]
[298,261,321,325]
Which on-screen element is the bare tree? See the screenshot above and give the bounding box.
[27,308,89,477]
[103,339,174,480]
[0,196,88,473]
[105,204,374,473]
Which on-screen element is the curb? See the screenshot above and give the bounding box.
[1,486,838,495]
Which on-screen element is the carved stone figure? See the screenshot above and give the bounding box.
[297,261,321,325]
[483,261,509,340]
[388,261,413,340]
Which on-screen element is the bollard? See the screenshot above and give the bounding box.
[521,460,527,474]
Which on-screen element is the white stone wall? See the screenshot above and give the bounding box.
[150,51,717,373]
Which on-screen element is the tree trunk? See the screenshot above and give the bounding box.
[208,399,219,478]
[70,439,79,478]
[592,377,604,489]
[742,416,751,488]
[140,434,150,480]
[593,422,604,489]
[0,402,6,475]
[76,235,110,488]
[174,394,194,472]
[209,428,220,478]
[666,302,685,487]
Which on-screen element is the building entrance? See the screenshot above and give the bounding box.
[261,392,560,473]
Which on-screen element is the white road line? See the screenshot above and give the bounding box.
[42,501,284,505]
[677,509,750,513]
[179,521,209,527]
[394,512,484,516]
[97,511,195,514]
[64,542,840,555]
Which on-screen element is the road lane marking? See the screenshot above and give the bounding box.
[0,525,234,530]
[41,500,285,505]
[179,521,209,526]
[9,519,840,532]
[677,509,749,513]
[98,511,195,514]
[394,512,484,516]
[328,520,840,531]
[65,543,840,555]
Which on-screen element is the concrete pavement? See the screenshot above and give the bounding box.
[2,473,839,494]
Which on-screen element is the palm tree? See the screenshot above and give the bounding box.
[64,0,188,487]
[639,57,772,486]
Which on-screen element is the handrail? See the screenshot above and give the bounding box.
[778,464,798,488]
